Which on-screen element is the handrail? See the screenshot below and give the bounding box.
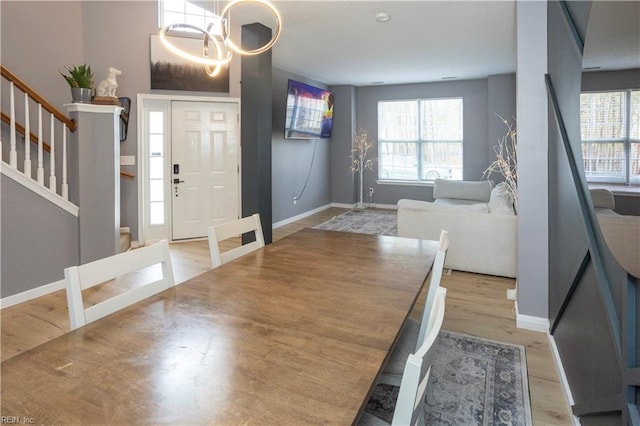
[2,111,133,180]
[0,112,51,153]
[1,65,76,132]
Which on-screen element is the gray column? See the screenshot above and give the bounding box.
[516,1,549,319]
[66,104,121,263]
[241,23,273,244]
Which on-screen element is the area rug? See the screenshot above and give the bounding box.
[365,331,532,425]
[314,209,397,236]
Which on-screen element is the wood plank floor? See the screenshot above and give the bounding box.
[1,207,573,424]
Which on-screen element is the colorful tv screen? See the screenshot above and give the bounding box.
[284,79,334,139]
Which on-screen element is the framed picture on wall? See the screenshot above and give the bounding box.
[149,34,230,93]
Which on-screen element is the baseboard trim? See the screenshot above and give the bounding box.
[515,303,549,333]
[1,279,66,309]
[548,333,580,425]
[330,202,357,209]
[272,204,332,229]
[515,305,578,423]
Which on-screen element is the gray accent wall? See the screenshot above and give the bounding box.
[330,85,357,205]
[1,175,79,298]
[353,78,514,206]
[272,68,331,223]
[487,74,517,184]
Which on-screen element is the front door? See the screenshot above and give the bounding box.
[171,101,239,240]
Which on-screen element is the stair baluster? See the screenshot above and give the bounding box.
[23,92,31,178]
[49,114,56,191]
[37,105,44,185]
[9,82,17,168]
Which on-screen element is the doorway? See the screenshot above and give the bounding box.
[138,95,240,243]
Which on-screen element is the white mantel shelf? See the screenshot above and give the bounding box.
[65,103,123,114]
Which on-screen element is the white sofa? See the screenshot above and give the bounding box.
[397,179,517,278]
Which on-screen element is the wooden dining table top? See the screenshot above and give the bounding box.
[1,228,437,425]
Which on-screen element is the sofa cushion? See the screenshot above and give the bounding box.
[434,198,483,207]
[488,182,515,215]
[399,198,490,213]
[433,179,493,202]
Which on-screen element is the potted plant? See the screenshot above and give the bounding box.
[60,64,94,103]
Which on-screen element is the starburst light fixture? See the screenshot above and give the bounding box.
[159,0,282,77]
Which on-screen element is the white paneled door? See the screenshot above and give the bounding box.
[171,101,239,240]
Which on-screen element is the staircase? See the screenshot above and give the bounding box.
[1,66,78,211]
[1,66,125,305]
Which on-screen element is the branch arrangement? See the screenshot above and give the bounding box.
[350,127,376,173]
[483,116,518,202]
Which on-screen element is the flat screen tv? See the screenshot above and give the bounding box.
[284,79,334,139]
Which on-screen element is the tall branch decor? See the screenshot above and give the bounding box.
[351,127,376,209]
[483,116,518,203]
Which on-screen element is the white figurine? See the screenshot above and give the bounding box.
[96,67,122,98]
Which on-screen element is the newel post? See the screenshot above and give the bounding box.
[65,103,122,263]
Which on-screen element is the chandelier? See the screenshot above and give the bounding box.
[159,0,282,77]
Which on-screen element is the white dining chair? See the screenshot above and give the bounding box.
[379,229,449,386]
[65,240,175,331]
[359,287,447,426]
[208,213,265,268]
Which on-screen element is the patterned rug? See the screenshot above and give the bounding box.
[365,331,532,425]
[315,210,532,425]
[314,208,397,236]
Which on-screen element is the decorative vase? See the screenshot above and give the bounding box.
[71,87,92,103]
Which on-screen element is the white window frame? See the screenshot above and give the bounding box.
[580,89,639,185]
[377,97,463,183]
[158,0,218,32]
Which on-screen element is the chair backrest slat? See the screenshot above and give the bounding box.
[75,241,172,290]
[392,287,447,426]
[417,229,449,348]
[64,240,175,330]
[208,214,265,268]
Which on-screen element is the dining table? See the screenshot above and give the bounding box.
[1,228,437,425]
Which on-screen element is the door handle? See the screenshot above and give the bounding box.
[173,178,185,184]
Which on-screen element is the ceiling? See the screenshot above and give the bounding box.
[230,0,639,87]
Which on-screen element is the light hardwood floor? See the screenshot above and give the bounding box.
[1,207,573,425]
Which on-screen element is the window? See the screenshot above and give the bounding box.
[159,0,218,31]
[378,98,463,182]
[148,110,165,226]
[580,90,640,184]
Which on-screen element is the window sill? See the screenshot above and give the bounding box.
[376,180,434,187]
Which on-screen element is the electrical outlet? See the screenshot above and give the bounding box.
[120,155,136,166]
[293,197,297,205]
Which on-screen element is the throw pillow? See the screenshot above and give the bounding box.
[488,182,515,215]
[433,179,494,202]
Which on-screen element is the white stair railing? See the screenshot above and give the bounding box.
[1,65,76,203]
